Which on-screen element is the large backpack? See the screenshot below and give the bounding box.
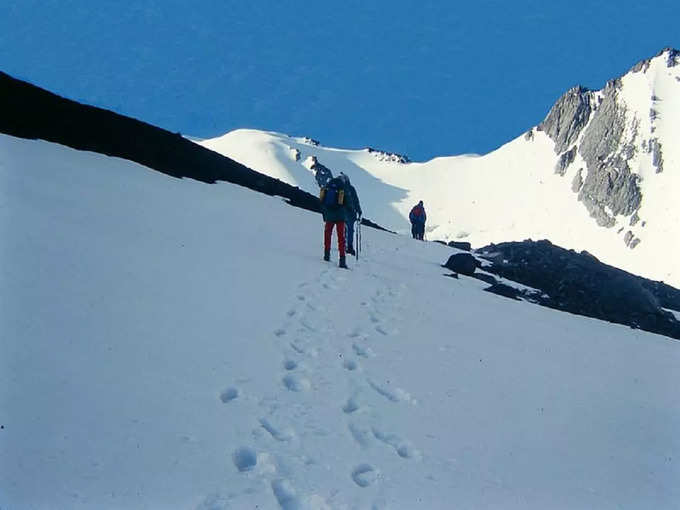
[320,177,345,209]
[409,205,423,222]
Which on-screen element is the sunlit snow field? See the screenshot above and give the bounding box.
[1,134,679,509]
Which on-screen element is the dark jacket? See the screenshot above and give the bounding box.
[320,178,351,222]
[346,184,362,221]
[409,203,426,225]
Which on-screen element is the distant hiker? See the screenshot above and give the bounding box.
[309,156,333,188]
[409,200,426,240]
[339,173,362,256]
[320,175,351,268]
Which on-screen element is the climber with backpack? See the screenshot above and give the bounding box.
[340,173,362,256]
[409,200,426,240]
[320,174,351,268]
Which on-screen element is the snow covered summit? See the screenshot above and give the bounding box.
[199,48,680,287]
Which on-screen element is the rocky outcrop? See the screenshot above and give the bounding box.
[555,146,577,176]
[365,147,410,164]
[650,138,664,173]
[537,50,680,233]
[485,283,522,301]
[633,47,680,71]
[537,86,592,155]
[537,81,642,227]
[666,47,680,66]
[476,239,680,340]
[576,83,642,227]
[624,231,634,246]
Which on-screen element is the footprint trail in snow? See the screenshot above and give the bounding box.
[217,256,421,508]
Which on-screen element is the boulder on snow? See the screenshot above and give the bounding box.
[443,253,477,276]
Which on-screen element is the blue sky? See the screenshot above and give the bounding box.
[1,0,678,161]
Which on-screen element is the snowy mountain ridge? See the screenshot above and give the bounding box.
[199,48,680,287]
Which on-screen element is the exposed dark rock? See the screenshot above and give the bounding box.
[578,83,642,226]
[577,162,641,225]
[365,147,410,164]
[651,138,664,173]
[607,77,623,90]
[302,137,320,146]
[630,212,640,226]
[472,273,499,285]
[586,90,623,148]
[631,48,680,72]
[630,238,641,249]
[578,198,616,227]
[442,253,477,276]
[447,241,472,251]
[485,283,522,301]
[433,240,448,246]
[664,47,680,67]
[631,58,652,73]
[476,239,680,340]
[624,231,634,246]
[555,146,577,176]
[537,86,592,154]
[524,129,534,141]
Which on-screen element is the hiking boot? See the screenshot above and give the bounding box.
[339,255,348,269]
[323,250,330,261]
[346,246,356,256]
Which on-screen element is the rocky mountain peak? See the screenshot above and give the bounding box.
[533,48,679,247]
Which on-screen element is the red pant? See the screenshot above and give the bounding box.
[324,221,346,257]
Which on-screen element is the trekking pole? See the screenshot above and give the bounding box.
[355,220,359,260]
[358,219,362,257]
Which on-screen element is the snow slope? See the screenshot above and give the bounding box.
[199,50,680,287]
[2,133,680,509]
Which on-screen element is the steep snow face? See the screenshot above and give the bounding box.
[199,49,680,286]
[3,133,680,509]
